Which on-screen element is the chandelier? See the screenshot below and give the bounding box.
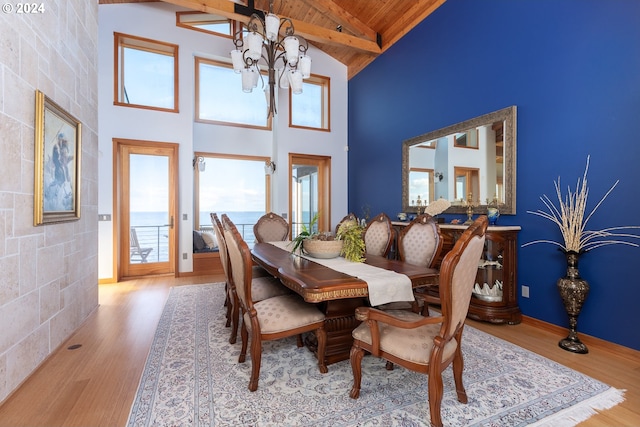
[230,0,311,118]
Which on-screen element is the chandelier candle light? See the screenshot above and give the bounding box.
[231,0,311,118]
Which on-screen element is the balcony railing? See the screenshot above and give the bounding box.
[130,223,259,264]
[131,225,169,263]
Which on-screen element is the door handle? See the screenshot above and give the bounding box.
[169,216,174,229]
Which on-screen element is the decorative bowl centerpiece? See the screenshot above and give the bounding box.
[302,238,344,259]
[291,212,365,262]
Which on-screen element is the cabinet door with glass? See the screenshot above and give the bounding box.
[439,224,522,324]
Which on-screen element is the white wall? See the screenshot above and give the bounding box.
[0,1,99,403]
[98,3,348,279]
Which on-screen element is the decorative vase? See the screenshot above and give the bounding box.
[556,250,590,354]
[487,207,500,225]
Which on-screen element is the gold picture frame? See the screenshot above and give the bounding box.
[34,90,82,225]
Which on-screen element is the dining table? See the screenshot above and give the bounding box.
[251,241,440,365]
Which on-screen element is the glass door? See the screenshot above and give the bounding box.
[454,166,480,202]
[117,141,178,278]
[289,154,331,237]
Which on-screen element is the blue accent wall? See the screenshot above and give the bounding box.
[348,0,640,350]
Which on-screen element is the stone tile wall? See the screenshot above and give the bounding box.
[0,1,99,402]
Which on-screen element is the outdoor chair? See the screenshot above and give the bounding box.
[130,228,153,263]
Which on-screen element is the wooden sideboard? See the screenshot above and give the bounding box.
[392,222,522,324]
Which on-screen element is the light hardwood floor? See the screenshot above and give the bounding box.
[0,275,638,426]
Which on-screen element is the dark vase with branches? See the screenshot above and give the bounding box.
[556,250,590,353]
[523,156,640,354]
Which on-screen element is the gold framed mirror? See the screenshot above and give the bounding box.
[402,105,517,215]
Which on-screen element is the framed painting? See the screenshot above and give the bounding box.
[34,90,82,225]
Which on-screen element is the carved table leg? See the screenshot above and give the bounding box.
[305,298,366,365]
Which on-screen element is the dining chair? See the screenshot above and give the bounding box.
[363,212,395,258]
[253,212,289,243]
[335,212,358,235]
[349,215,488,427]
[223,214,328,391]
[212,213,289,344]
[211,213,233,327]
[397,213,443,269]
[377,213,443,316]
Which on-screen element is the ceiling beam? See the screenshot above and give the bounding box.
[159,0,381,54]
[300,0,378,42]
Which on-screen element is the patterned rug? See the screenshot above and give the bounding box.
[127,283,624,427]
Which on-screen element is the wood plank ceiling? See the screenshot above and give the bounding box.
[99,0,446,78]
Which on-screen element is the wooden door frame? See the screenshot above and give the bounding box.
[113,138,179,281]
[288,153,332,236]
[409,167,436,203]
[453,166,480,202]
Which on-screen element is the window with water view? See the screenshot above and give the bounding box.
[195,154,269,246]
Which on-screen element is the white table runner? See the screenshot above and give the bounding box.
[268,241,414,306]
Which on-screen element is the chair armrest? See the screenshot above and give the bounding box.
[354,306,443,328]
[415,293,441,306]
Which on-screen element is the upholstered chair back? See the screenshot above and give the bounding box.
[363,213,394,257]
[444,232,486,338]
[253,212,289,243]
[223,215,250,307]
[397,214,442,268]
[211,213,229,280]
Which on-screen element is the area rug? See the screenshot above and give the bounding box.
[127,283,624,427]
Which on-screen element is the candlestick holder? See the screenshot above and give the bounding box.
[412,195,425,215]
[463,193,475,225]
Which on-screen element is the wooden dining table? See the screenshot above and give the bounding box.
[251,242,440,365]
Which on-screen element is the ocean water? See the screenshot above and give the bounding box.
[131,211,172,227]
[130,211,264,230]
[200,211,264,243]
[201,211,263,227]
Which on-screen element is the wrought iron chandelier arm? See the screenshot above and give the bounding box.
[229,0,311,118]
[247,15,264,35]
[232,33,244,50]
[280,17,294,37]
[272,41,289,66]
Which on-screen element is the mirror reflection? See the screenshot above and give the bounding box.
[402,106,517,215]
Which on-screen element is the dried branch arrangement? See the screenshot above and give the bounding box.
[522,155,640,252]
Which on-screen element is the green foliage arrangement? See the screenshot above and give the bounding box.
[337,219,366,262]
[291,212,321,253]
[291,213,366,262]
